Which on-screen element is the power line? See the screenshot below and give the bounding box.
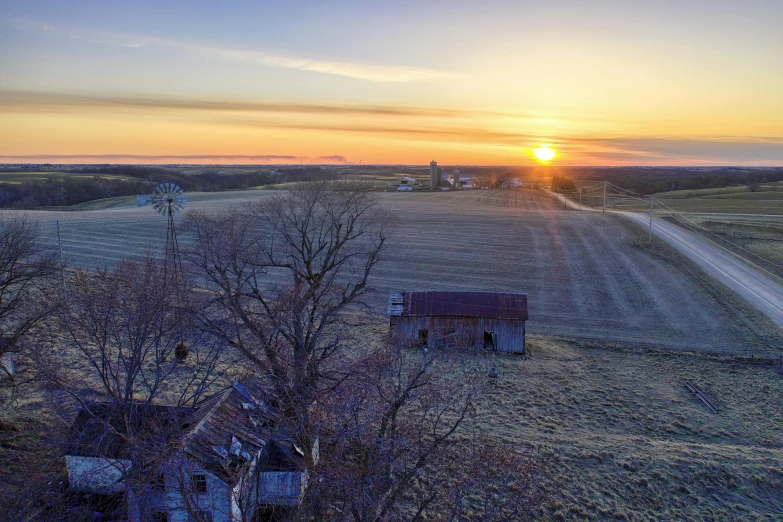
[574,182,783,274]
[653,199,783,273]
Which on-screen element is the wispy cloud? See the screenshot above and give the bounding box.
[187,42,460,82]
[5,18,459,83]
[0,90,467,118]
[225,118,537,144]
[0,153,350,164]
[569,137,783,164]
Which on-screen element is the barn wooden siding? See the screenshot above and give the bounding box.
[392,315,526,354]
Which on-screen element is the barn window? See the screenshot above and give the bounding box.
[484,331,495,349]
[191,473,208,493]
[417,329,428,346]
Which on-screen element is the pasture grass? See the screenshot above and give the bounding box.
[579,194,783,215]
[577,183,783,215]
[436,335,783,520]
[653,181,783,199]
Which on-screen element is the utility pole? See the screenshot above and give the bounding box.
[602,181,607,213]
[56,220,65,290]
[648,196,654,244]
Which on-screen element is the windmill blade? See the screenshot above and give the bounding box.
[145,181,188,216]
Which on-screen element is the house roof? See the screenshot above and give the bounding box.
[398,291,528,320]
[66,382,305,484]
[179,383,303,479]
[66,403,193,460]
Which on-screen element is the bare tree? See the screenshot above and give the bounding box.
[184,181,387,469]
[50,256,223,410]
[0,215,59,397]
[307,339,482,521]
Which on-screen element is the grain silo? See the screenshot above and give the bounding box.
[429,160,439,188]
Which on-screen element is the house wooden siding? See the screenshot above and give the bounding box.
[392,315,526,353]
[257,470,308,507]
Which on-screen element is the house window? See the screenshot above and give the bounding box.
[152,511,169,522]
[152,473,165,491]
[189,510,214,522]
[191,473,208,493]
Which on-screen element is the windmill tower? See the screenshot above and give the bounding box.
[137,183,188,355]
[137,182,186,288]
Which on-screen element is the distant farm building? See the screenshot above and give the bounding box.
[448,169,476,189]
[397,176,419,191]
[388,291,528,353]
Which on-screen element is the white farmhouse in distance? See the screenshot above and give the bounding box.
[448,169,476,189]
[502,178,524,188]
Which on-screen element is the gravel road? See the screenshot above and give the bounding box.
[620,210,783,329]
[552,189,783,330]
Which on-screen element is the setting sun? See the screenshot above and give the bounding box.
[533,145,557,163]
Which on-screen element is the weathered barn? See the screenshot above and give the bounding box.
[388,291,528,353]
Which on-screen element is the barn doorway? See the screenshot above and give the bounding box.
[418,329,429,347]
[484,331,495,349]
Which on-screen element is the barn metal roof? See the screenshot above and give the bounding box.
[399,291,528,320]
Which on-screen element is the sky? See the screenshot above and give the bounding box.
[1,0,782,166]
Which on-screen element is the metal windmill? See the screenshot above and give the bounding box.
[137,182,187,280]
[138,183,188,355]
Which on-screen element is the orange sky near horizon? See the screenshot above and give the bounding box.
[2,1,783,166]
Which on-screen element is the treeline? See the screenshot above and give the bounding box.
[0,166,342,209]
[551,176,576,192]
[0,177,151,209]
[75,165,340,190]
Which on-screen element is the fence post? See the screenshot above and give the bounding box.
[649,196,653,244]
[56,220,65,290]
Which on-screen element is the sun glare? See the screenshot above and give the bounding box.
[533,145,557,163]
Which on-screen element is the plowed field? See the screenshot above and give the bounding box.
[26,189,780,353]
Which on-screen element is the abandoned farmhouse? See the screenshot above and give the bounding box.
[64,382,314,522]
[388,291,528,353]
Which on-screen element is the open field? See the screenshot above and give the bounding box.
[652,182,783,199]
[22,188,781,354]
[0,171,141,183]
[578,182,783,215]
[439,336,783,520]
